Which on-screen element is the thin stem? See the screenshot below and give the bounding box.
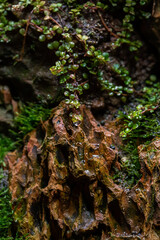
[97,10,118,39]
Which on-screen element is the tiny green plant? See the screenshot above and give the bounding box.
[115,78,160,187]
[0,135,15,166]
[119,81,160,139]
[0,185,14,239]
[0,135,15,239]
[0,0,152,122]
[113,140,141,187]
[10,103,52,143]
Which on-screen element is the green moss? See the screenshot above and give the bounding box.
[119,107,160,187]
[0,135,14,239]
[119,82,160,139]
[0,135,15,166]
[147,186,155,222]
[113,140,141,187]
[0,185,13,238]
[10,103,52,144]
[116,80,160,187]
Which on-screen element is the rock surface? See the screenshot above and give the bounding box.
[6,103,160,239]
[0,41,59,102]
[0,86,18,133]
[0,0,155,106]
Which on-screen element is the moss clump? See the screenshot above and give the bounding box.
[0,135,14,238]
[113,140,141,187]
[10,103,52,144]
[115,79,160,187]
[120,81,160,139]
[0,135,15,166]
[0,183,13,238]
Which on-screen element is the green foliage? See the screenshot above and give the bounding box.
[114,103,160,188]
[11,103,51,143]
[119,81,160,139]
[0,186,13,239]
[116,78,160,187]
[113,0,151,51]
[113,140,141,187]
[120,108,160,139]
[0,237,27,240]
[0,0,152,122]
[0,135,15,166]
[0,0,17,42]
[0,135,14,239]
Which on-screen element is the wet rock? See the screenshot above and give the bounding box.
[6,103,160,239]
[0,86,19,133]
[6,103,119,239]
[140,0,160,57]
[91,97,105,110]
[0,1,59,103]
[0,44,59,102]
[0,170,9,190]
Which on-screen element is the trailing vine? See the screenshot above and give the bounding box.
[0,0,152,122]
[119,80,160,138]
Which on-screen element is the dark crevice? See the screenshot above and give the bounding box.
[56,144,69,164]
[50,218,62,240]
[41,156,49,188]
[2,78,36,101]
[43,196,51,224]
[30,199,42,231]
[97,182,107,213]
[108,199,131,233]
[66,127,72,137]
[82,114,92,137]
[129,198,145,224]
[94,131,104,143]
[36,125,45,144]
[67,175,95,215]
